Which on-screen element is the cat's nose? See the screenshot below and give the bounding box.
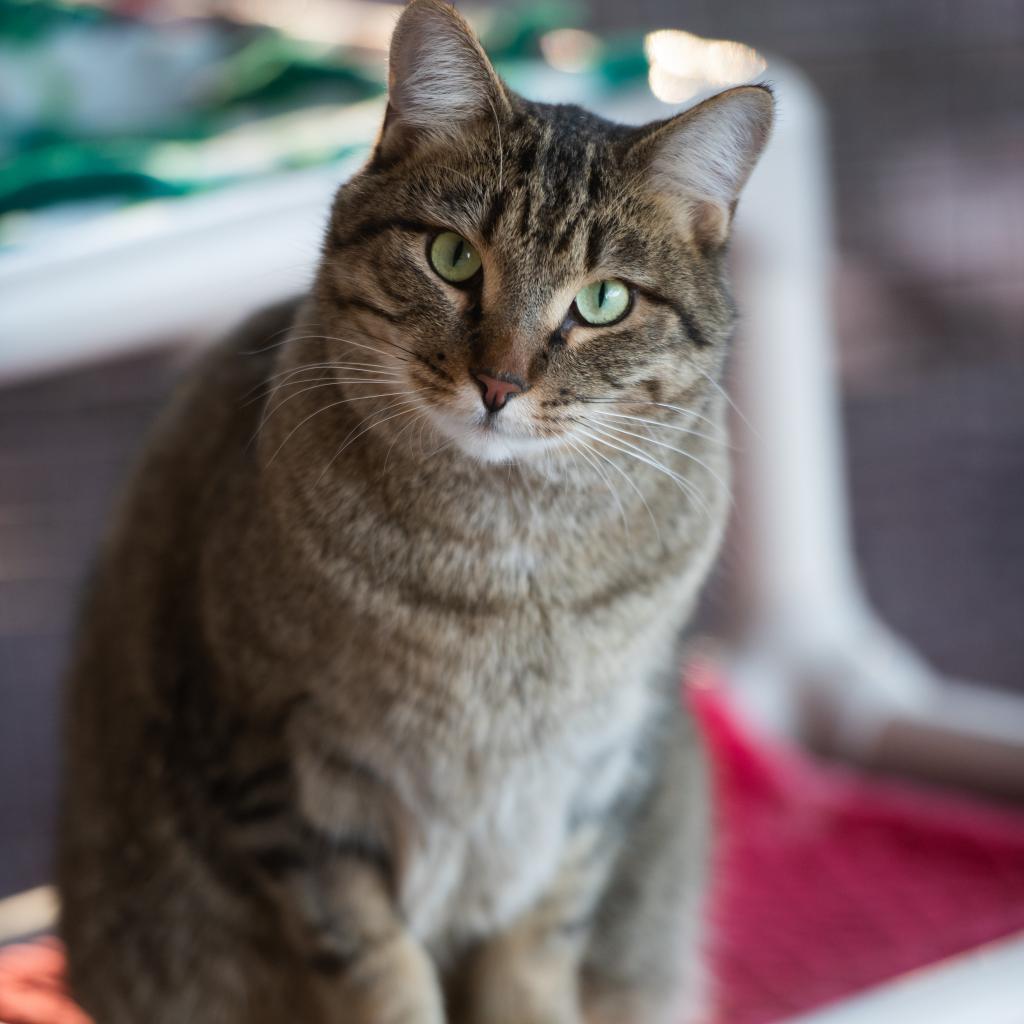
[471,370,528,413]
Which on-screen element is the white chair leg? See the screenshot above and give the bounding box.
[725,65,1024,791]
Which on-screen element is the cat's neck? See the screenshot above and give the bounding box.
[258,370,722,589]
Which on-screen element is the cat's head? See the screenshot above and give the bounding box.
[314,0,773,464]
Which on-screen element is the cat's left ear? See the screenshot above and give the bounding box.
[639,85,775,249]
[375,0,510,165]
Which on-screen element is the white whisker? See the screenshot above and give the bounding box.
[585,419,732,505]
[575,425,712,521]
[317,397,426,486]
[241,362,403,408]
[585,409,733,450]
[698,369,757,437]
[415,415,431,458]
[583,397,724,435]
[336,333,416,365]
[262,388,429,467]
[384,408,429,472]
[566,438,633,544]
[239,319,317,355]
[279,327,418,365]
[261,378,413,425]
[268,361,401,383]
[422,422,464,460]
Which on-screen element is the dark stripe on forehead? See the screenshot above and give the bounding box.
[481,189,508,243]
[585,220,605,271]
[516,137,538,176]
[518,187,533,238]
[523,123,556,236]
[613,228,650,264]
[552,221,575,255]
[587,157,604,203]
[546,138,603,253]
[535,134,586,239]
[636,285,709,347]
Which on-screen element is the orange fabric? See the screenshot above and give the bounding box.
[0,939,91,1024]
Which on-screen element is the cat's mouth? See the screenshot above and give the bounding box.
[421,393,566,465]
[478,412,508,433]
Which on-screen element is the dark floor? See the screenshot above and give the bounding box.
[2,0,1023,898]
[0,348,185,897]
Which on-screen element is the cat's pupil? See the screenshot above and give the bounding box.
[598,281,607,306]
[453,239,465,266]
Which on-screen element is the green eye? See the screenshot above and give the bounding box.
[429,231,482,283]
[574,279,631,325]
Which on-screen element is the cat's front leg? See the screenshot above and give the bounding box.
[451,916,583,1024]
[283,856,445,1024]
[449,821,617,1024]
[267,704,446,1024]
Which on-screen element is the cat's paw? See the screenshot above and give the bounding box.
[322,934,446,1024]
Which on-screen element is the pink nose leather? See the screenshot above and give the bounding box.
[472,371,527,413]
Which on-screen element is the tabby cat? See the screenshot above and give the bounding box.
[57,2,773,1022]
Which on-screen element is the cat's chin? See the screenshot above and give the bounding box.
[422,406,565,465]
[452,430,565,465]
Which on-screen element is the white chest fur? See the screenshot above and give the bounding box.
[396,676,652,960]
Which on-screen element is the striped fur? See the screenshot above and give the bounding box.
[57,3,772,1023]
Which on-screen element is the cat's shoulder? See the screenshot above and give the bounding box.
[203,295,305,398]
[153,296,304,442]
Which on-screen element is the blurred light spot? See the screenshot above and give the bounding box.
[117,0,403,50]
[645,29,767,104]
[539,29,602,74]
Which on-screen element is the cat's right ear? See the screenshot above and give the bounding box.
[374,0,510,165]
[637,85,775,250]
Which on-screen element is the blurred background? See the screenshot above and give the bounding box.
[0,0,1022,982]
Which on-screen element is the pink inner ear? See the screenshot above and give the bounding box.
[690,199,730,250]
